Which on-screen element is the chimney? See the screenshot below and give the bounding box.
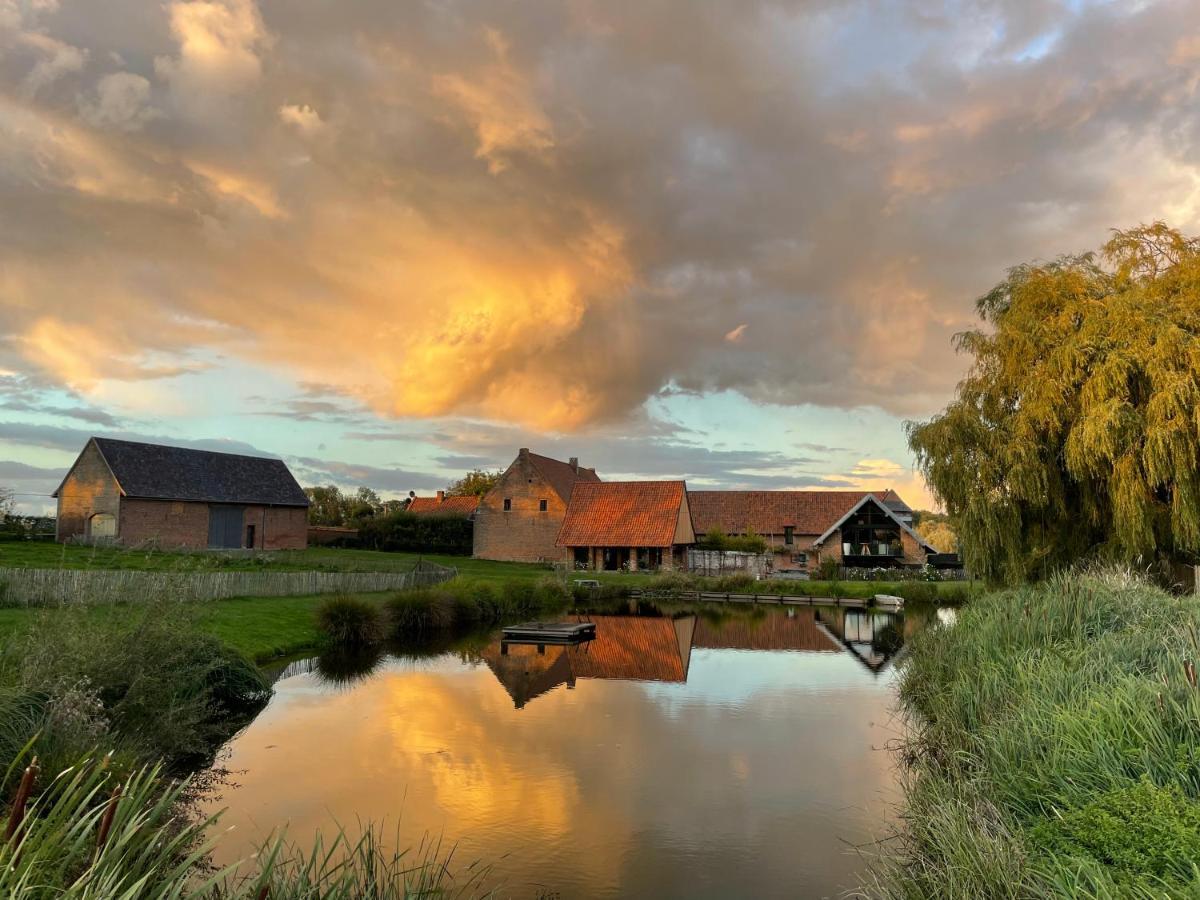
[518,447,529,458]
[436,490,445,503]
[569,456,579,472]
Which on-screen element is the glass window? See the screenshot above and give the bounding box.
[539,499,548,512]
[503,498,512,511]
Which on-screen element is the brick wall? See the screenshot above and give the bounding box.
[473,454,569,562]
[56,441,122,541]
[261,506,308,549]
[119,498,210,547]
[116,501,308,549]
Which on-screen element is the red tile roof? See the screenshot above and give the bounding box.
[407,494,480,516]
[688,490,905,537]
[566,615,693,682]
[692,608,841,652]
[526,451,600,503]
[556,481,687,547]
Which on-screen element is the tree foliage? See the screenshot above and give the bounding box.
[446,468,502,497]
[908,223,1200,582]
[913,512,958,554]
[304,484,385,525]
[696,526,769,554]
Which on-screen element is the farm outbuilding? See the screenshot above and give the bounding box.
[53,437,309,550]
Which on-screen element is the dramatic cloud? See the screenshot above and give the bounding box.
[1,0,1199,436]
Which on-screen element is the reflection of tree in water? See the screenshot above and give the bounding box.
[873,621,903,656]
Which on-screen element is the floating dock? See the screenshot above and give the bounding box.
[502,621,597,644]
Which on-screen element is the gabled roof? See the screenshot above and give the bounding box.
[688,490,900,536]
[556,481,688,547]
[566,615,693,682]
[525,450,600,502]
[55,437,309,507]
[407,495,480,516]
[811,494,934,551]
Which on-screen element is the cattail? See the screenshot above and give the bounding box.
[5,757,38,842]
[257,885,270,900]
[96,784,122,850]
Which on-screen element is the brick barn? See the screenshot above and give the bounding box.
[473,448,599,562]
[54,437,309,550]
[556,481,695,571]
[687,490,934,575]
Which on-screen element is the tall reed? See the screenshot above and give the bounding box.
[866,568,1200,898]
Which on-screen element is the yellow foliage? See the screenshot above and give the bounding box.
[909,223,1200,582]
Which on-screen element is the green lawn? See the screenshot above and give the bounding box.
[0,541,549,579]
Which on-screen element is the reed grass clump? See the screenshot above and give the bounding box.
[0,751,490,898]
[316,594,386,647]
[868,569,1200,898]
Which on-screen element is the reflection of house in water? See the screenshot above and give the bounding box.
[692,609,842,653]
[483,616,696,708]
[815,608,906,674]
[483,606,915,705]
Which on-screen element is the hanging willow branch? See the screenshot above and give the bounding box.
[908,222,1200,583]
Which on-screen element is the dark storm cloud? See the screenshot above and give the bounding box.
[0,0,1197,426]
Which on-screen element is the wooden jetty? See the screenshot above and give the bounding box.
[502,621,597,644]
[628,589,902,609]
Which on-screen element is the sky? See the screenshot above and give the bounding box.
[2,0,1199,514]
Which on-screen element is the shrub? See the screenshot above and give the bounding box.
[894,581,937,605]
[4,601,270,771]
[1029,778,1200,884]
[816,556,840,580]
[384,589,455,635]
[315,595,385,648]
[357,511,473,555]
[709,574,757,593]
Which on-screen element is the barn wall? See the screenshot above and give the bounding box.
[56,442,123,542]
[260,506,308,550]
[119,499,210,548]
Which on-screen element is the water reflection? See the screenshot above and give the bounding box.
[207,603,933,899]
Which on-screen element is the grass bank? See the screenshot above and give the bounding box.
[869,569,1200,898]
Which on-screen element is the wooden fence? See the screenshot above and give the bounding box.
[0,560,458,607]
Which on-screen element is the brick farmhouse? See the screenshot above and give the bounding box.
[54,437,309,550]
[688,490,935,574]
[472,448,599,562]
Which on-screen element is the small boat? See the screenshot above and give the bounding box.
[501,621,597,644]
[873,594,905,611]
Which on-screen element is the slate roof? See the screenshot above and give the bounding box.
[688,489,907,537]
[526,451,600,502]
[64,437,310,507]
[407,495,480,517]
[556,481,688,547]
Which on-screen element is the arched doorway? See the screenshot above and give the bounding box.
[88,512,116,539]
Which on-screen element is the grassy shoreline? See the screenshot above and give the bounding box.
[870,570,1200,898]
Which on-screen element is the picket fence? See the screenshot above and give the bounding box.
[0,560,458,607]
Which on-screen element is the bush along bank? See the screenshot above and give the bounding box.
[633,571,974,605]
[869,569,1200,899]
[316,576,574,647]
[0,600,270,791]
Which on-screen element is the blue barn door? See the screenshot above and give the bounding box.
[207,505,245,549]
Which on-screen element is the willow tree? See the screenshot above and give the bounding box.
[908,223,1200,583]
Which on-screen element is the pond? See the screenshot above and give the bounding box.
[204,602,938,898]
